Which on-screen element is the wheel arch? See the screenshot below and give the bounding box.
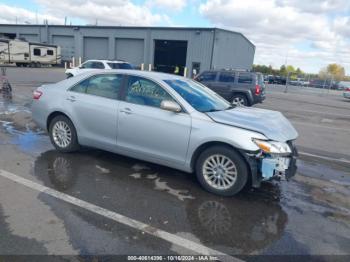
[46,111,72,131]
[190,141,248,170]
[230,91,253,106]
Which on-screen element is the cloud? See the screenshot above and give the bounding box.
[199,0,350,73]
[276,0,350,14]
[0,1,170,26]
[146,0,187,11]
[35,0,169,26]
[0,4,62,24]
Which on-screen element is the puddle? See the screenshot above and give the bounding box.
[30,150,289,255]
[0,99,50,154]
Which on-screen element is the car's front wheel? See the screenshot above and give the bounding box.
[196,146,248,196]
[49,115,80,153]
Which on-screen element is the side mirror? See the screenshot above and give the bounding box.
[160,100,182,113]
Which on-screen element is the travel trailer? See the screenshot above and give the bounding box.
[0,38,61,67]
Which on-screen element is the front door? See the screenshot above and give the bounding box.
[117,75,191,165]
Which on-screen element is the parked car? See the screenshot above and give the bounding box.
[309,79,340,89]
[337,81,350,91]
[267,75,287,85]
[65,60,133,78]
[32,70,298,196]
[343,88,350,99]
[195,70,266,106]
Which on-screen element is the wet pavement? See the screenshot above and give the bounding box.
[0,68,350,261]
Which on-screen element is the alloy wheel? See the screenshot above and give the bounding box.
[52,121,72,148]
[202,154,238,190]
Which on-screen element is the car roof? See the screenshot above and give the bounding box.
[202,69,256,74]
[80,69,186,81]
[85,59,128,64]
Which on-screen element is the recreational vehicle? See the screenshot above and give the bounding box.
[0,39,61,67]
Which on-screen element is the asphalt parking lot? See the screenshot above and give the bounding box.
[0,68,350,261]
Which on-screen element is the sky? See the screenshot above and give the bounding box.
[0,0,349,74]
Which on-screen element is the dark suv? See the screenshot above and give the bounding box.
[195,70,266,106]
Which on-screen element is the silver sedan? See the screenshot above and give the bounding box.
[32,70,298,196]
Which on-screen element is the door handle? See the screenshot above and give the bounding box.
[66,96,76,102]
[120,107,132,114]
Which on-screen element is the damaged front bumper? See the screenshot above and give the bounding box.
[241,142,298,188]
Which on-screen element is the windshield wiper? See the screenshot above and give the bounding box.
[204,109,222,112]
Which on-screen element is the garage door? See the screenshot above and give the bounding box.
[52,35,74,61]
[84,37,108,61]
[115,38,144,66]
[19,34,39,42]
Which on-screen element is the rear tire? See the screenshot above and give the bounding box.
[49,115,80,153]
[231,94,248,106]
[195,146,248,196]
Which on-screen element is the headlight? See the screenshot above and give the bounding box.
[252,139,291,154]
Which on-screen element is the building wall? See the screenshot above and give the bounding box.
[0,25,255,73]
[212,29,255,70]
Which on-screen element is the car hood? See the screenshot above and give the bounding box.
[207,107,298,142]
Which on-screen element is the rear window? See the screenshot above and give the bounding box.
[107,63,133,69]
[219,72,235,82]
[197,71,217,81]
[257,74,264,85]
[238,73,253,84]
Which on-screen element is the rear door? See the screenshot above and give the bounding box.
[214,71,236,99]
[65,74,124,150]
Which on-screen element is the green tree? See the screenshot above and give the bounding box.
[295,67,303,76]
[319,63,345,81]
[280,65,287,76]
[286,65,295,73]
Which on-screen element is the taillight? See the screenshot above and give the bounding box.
[33,90,43,100]
[346,88,350,91]
[255,84,261,95]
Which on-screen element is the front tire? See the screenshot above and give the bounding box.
[49,115,80,153]
[195,146,248,196]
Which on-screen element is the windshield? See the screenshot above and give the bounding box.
[164,79,231,112]
[107,63,133,69]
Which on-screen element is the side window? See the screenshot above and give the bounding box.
[238,73,253,84]
[92,62,105,69]
[81,62,93,69]
[70,74,123,100]
[198,72,217,82]
[70,78,89,93]
[33,48,41,56]
[47,50,54,56]
[125,76,174,108]
[86,74,123,99]
[219,72,235,82]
